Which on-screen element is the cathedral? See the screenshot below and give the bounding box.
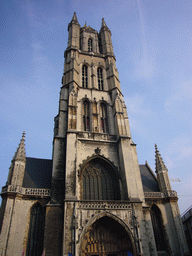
[0,13,189,256]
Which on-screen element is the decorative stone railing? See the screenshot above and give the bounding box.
[164,190,177,198]
[77,132,117,142]
[1,185,50,197]
[77,201,132,210]
[144,192,164,198]
[144,190,177,199]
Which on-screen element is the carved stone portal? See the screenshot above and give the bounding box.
[81,217,134,256]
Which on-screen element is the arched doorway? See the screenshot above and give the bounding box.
[81,216,135,256]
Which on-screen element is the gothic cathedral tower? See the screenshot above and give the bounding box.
[0,13,189,256]
[46,12,146,255]
[43,13,188,256]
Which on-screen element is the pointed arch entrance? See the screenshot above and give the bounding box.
[81,216,136,256]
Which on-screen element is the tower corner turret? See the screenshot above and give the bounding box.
[7,132,26,186]
[155,144,172,192]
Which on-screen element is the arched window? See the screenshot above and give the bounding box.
[100,103,108,133]
[82,65,88,88]
[81,158,120,200]
[97,67,103,90]
[27,203,45,256]
[83,101,90,131]
[151,205,168,253]
[88,38,92,52]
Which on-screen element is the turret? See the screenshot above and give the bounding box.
[155,144,172,192]
[99,18,114,55]
[7,132,26,186]
[67,12,80,49]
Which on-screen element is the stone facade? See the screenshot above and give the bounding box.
[182,205,192,255]
[0,13,189,256]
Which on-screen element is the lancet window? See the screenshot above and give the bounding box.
[27,203,45,256]
[100,103,108,133]
[81,158,120,200]
[151,204,168,253]
[88,38,93,52]
[83,100,90,131]
[82,65,88,88]
[97,67,103,90]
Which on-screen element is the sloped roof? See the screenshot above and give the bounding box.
[22,157,52,188]
[81,26,97,33]
[22,157,159,193]
[139,164,160,192]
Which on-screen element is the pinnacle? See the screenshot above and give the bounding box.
[13,132,26,162]
[100,17,111,35]
[101,17,107,28]
[72,12,78,21]
[69,12,80,28]
[155,144,167,173]
[83,21,87,28]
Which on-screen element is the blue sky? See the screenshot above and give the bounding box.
[0,0,192,213]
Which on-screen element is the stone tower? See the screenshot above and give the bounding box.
[43,13,189,256]
[0,13,189,256]
[46,12,145,255]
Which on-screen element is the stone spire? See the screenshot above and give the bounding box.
[155,144,172,192]
[101,17,107,28]
[155,144,167,173]
[7,132,26,186]
[99,17,113,55]
[13,132,26,162]
[67,12,80,49]
[72,12,78,21]
[100,17,111,34]
[69,12,80,27]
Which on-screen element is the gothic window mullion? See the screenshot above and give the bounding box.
[97,173,102,200]
[101,171,108,200]
[90,175,94,200]
[106,175,113,200]
[85,170,90,200]
[95,169,100,200]
[83,174,86,200]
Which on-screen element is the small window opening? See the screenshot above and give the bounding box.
[97,68,103,90]
[82,65,88,88]
[88,38,93,52]
[83,101,90,131]
[100,103,108,133]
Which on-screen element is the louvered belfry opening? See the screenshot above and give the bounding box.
[81,217,133,256]
[81,158,120,201]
